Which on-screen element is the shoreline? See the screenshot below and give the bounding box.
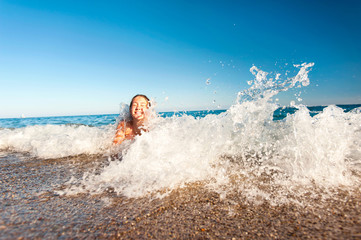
[1,153,360,239]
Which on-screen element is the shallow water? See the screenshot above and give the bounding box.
[1,152,360,239]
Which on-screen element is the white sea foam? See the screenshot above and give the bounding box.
[0,124,114,158]
[60,63,361,204]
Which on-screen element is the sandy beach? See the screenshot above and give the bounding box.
[1,153,360,239]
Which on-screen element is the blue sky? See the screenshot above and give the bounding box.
[0,0,360,118]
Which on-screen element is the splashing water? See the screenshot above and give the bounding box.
[0,124,114,158]
[61,63,361,205]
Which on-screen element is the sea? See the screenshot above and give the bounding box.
[1,63,360,238]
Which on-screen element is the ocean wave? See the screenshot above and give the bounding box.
[58,63,361,204]
[0,124,115,158]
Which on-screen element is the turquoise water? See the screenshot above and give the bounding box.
[1,104,360,129]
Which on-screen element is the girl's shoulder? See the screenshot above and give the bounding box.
[117,120,134,131]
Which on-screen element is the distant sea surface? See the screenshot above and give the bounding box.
[1,104,360,129]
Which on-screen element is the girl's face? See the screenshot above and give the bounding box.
[130,96,149,121]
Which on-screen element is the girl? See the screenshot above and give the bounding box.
[113,94,150,144]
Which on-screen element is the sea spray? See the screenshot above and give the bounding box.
[0,124,115,158]
[274,105,359,184]
[61,62,360,204]
[69,113,232,197]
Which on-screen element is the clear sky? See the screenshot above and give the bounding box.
[0,0,360,118]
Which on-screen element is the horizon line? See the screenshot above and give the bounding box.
[1,103,360,120]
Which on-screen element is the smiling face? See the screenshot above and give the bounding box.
[130,96,149,121]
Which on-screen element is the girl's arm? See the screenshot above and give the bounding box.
[113,121,126,144]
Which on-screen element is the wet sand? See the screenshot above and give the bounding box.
[1,153,360,239]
